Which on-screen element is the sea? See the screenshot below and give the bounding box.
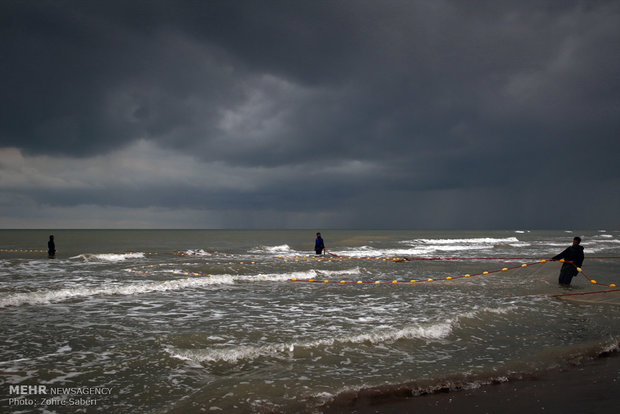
[1,229,619,413]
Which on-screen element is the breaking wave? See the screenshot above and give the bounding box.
[331,237,528,258]
[250,244,295,254]
[0,267,361,308]
[175,249,212,257]
[165,304,521,366]
[0,276,234,308]
[71,252,145,262]
[166,320,454,365]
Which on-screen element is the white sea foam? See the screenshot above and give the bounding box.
[71,252,145,262]
[339,322,453,345]
[177,249,212,256]
[317,267,361,276]
[250,244,294,254]
[169,344,277,364]
[593,237,619,243]
[584,236,620,253]
[281,268,361,281]
[241,272,307,282]
[166,320,454,365]
[0,276,234,307]
[334,237,526,258]
[419,237,520,244]
[336,247,418,257]
[166,305,520,366]
[410,237,523,250]
[0,266,357,307]
[235,268,359,283]
[56,345,72,353]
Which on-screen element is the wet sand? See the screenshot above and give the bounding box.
[322,353,619,413]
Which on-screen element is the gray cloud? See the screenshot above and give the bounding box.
[0,0,618,228]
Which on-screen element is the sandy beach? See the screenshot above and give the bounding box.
[323,352,620,413]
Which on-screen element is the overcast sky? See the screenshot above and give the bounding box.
[1,0,618,229]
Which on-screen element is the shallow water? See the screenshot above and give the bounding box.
[1,229,619,412]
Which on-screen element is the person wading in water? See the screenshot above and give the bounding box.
[552,236,584,287]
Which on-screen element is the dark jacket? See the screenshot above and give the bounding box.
[48,240,56,255]
[552,245,584,267]
[315,237,325,252]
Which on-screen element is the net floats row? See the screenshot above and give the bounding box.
[289,260,616,287]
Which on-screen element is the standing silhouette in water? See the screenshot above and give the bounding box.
[48,235,56,258]
[552,236,584,287]
[314,233,325,255]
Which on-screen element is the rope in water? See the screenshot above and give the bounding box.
[291,257,618,289]
[125,251,620,288]
[10,245,615,294]
[550,288,620,298]
[0,249,47,253]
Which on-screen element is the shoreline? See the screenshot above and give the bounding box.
[321,351,619,413]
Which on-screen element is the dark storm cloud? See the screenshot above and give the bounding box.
[1,0,366,158]
[1,0,619,228]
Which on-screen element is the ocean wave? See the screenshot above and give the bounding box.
[0,267,362,307]
[70,252,145,262]
[166,320,454,365]
[339,322,453,345]
[334,237,527,258]
[584,237,620,254]
[317,267,361,277]
[166,305,520,366]
[413,237,521,245]
[409,237,526,252]
[247,268,362,282]
[0,276,234,308]
[239,272,310,283]
[249,244,294,254]
[175,249,212,257]
[335,247,423,257]
[591,238,620,244]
